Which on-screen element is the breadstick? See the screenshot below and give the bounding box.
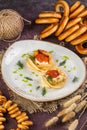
[16,128,21,130]
[0,117,6,122]
[75,100,87,113]
[69,5,85,19]
[57,103,77,117]
[40,23,58,38]
[65,25,87,42]
[70,1,81,13]
[55,16,69,36]
[0,113,3,117]
[0,95,7,103]
[0,122,2,124]
[35,18,59,24]
[78,9,87,18]
[17,124,29,129]
[16,112,27,120]
[45,116,58,127]
[8,107,19,115]
[63,95,81,108]
[55,0,69,16]
[10,111,21,118]
[17,116,29,123]
[83,18,87,25]
[68,119,78,130]
[75,43,87,55]
[7,104,17,111]
[58,24,79,40]
[40,24,54,34]
[4,100,12,109]
[71,33,87,45]
[62,111,75,122]
[22,120,33,126]
[0,107,6,113]
[65,17,81,30]
[0,93,33,129]
[0,125,4,129]
[39,11,61,18]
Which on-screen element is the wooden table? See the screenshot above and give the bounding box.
[0,0,87,130]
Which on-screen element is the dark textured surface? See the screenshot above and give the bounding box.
[0,0,87,130]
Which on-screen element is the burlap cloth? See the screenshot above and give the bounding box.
[0,50,87,114]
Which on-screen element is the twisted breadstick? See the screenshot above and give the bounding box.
[75,43,87,54]
[65,17,81,30]
[78,9,87,18]
[55,16,69,36]
[58,24,79,40]
[71,33,87,45]
[38,11,61,18]
[70,1,81,13]
[40,23,58,39]
[35,18,59,24]
[69,5,85,19]
[4,100,33,129]
[55,0,69,16]
[65,25,87,42]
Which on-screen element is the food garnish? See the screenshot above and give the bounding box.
[17,60,24,69]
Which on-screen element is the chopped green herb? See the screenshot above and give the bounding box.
[18,67,22,70]
[21,53,29,58]
[29,90,32,92]
[64,65,67,68]
[29,55,35,61]
[47,76,53,83]
[13,70,17,74]
[24,77,33,81]
[35,74,39,77]
[72,76,78,82]
[36,86,40,90]
[42,87,46,96]
[61,55,70,60]
[21,54,26,57]
[28,83,32,86]
[19,74,23,76]
[32,72,35,74]
[56,59,58,63]
[59,60,66,66]
[72,66,76,71]
[17,60,24,69]
[49,50,54,54]
[21,53,27,58]
[22,79,28,83]
[67,70,71,72]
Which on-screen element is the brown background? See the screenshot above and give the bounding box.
[0,0,87,130]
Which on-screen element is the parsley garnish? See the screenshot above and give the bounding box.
[59,60,66,66]
[29,55,35,61]
[17,60,24,69]
[42,87,47,96]
[49,50,54,54]
[36,86,40,90]
[72,76,78,82]
[47,75,53,83]
[24,77,33,81]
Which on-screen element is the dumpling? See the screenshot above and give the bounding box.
[41,66,67,88]
[26,49,55,73]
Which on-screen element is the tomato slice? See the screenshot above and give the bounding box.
[35,53,49,62]
[46,70,59,78]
